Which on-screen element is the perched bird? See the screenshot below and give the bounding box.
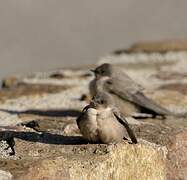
[90,63,185,118]
[76,92,137,144]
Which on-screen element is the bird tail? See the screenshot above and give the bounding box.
[132,92,172,116]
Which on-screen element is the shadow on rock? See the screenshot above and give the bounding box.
[3,131,86,145]
[0,109,81,117]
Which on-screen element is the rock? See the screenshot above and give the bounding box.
[159,83,187,95]
[79,94,90,102]
[15,142,167,180]
[133,120,187,180]
[128,40,187,53]
[17,158,70,180]
[0,170,12,180]
[1,76,20,89]
[49,72,65,79]
[63,123,80,135]
[166,131,187,180]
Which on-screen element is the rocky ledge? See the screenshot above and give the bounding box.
[0,41,187,180]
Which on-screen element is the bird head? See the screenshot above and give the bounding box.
[91,63,112,79]
[91,92,113,109]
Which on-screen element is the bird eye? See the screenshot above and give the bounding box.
[100,100,104,104]
[101,70,105,74]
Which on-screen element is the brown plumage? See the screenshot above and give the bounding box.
[76,92,137,144]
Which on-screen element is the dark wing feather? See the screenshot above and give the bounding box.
[76,113,83,130]
[113,110,137,144]
[76,105,91,129]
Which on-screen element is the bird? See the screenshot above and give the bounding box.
[89,63,186,118]
[76,92,137,144]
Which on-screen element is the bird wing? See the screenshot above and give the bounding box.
[129,91,171,115]
[113,69,145,93]
[113,109,137,144]
[104,75,142,101]
[76,105,91,129]
[106,77,171,115]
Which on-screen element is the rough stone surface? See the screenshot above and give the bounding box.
[0,169,12,180]
[125,40,187,53]
[0,41,187,179]
[8,142,166,180]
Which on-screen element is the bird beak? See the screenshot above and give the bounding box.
[90,69,96,73]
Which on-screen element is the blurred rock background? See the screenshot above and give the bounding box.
[0,0,187,80]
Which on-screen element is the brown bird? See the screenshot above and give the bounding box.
[90,63,186,118]
[76,92,137,144]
